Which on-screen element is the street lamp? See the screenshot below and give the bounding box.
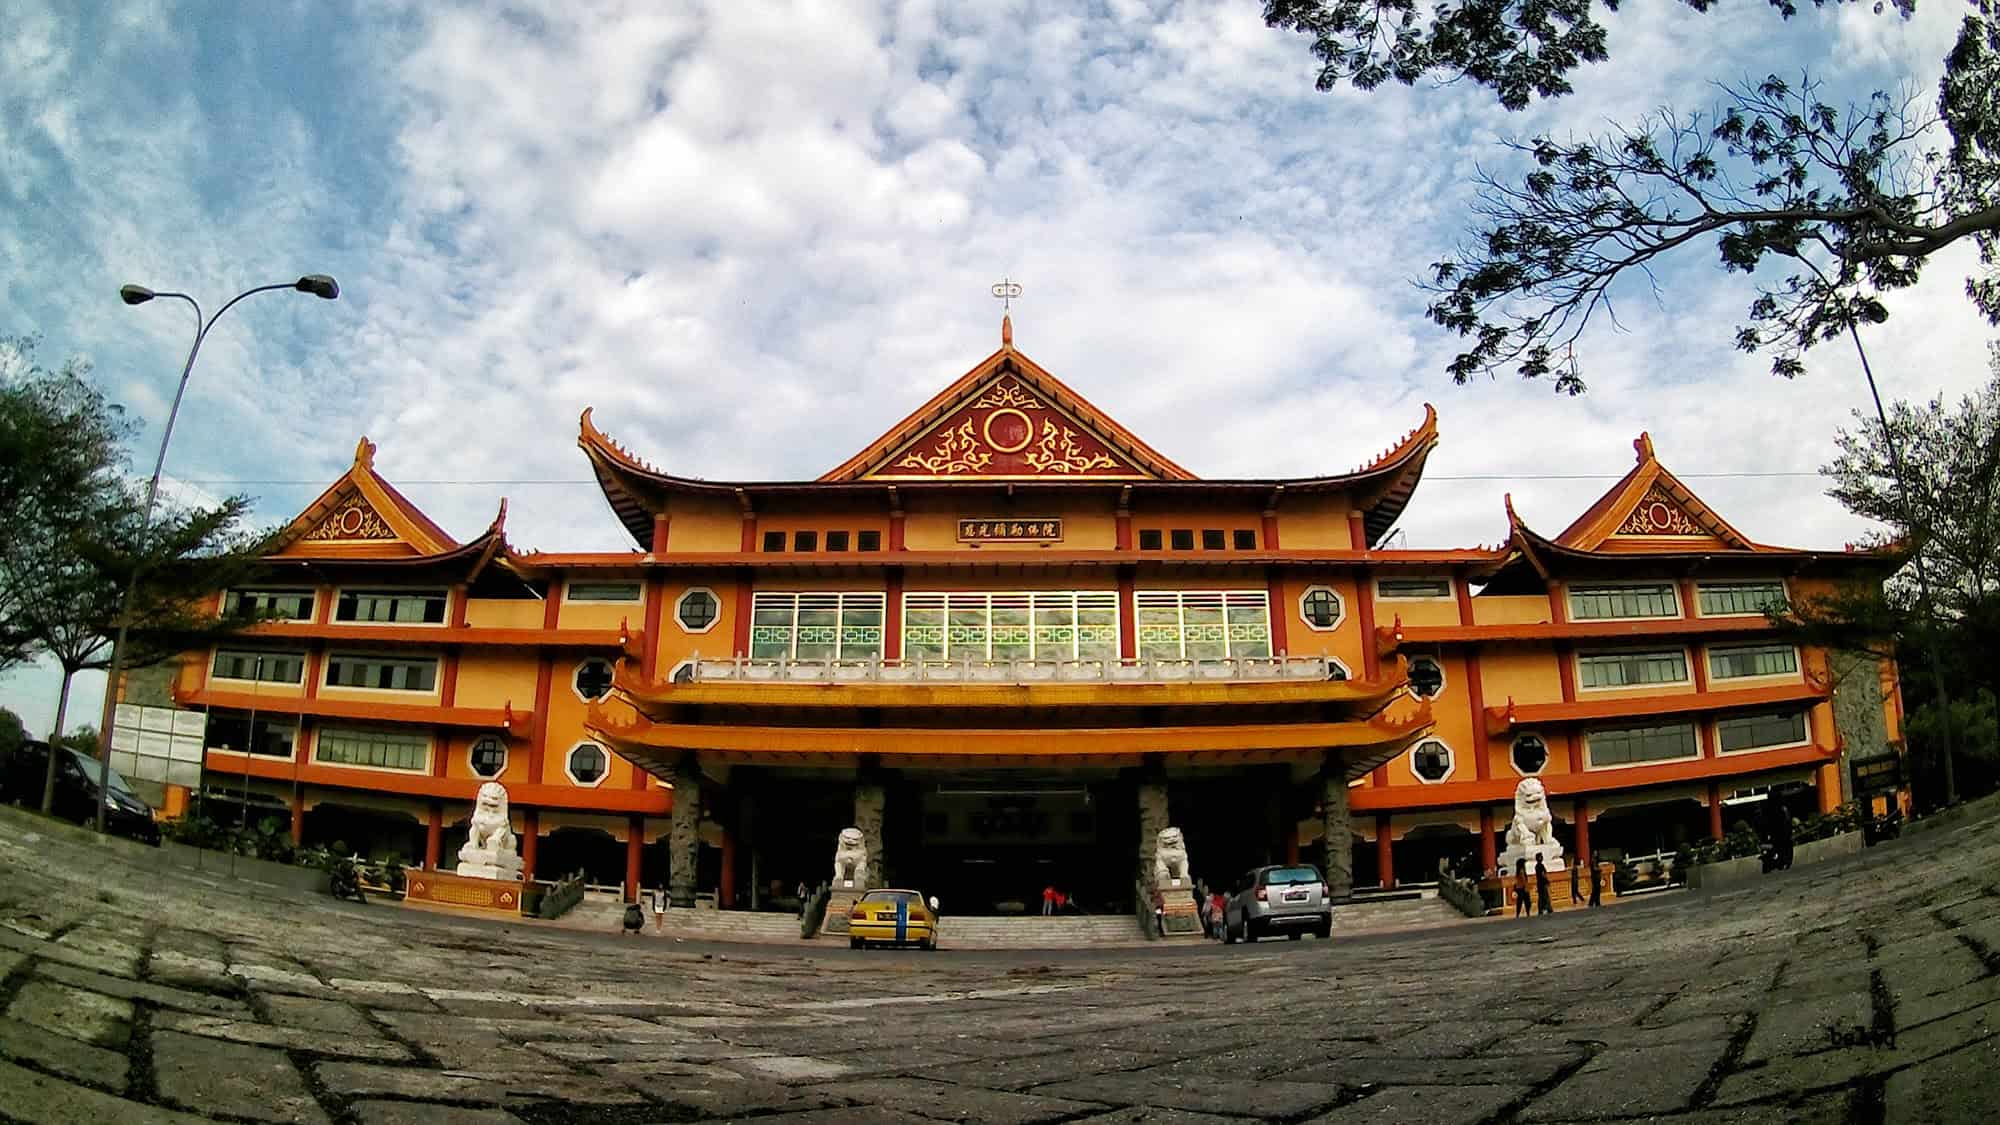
[96,276,339,833]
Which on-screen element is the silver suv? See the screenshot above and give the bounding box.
[1223,864,1332,943]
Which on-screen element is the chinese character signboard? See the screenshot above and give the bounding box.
[957,518,1063,543]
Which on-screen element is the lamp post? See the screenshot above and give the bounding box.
[99,276,339,834]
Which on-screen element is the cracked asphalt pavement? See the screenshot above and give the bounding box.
[1,807,1997,1123]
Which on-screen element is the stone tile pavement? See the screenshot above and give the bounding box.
[1,811,1998,1122]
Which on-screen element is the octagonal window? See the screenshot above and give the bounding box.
[573,658,615,702]
[676,587,720,634]
[1411,739,1453,783]
[670,660,697,684]
[468,736,507,779]
[1300,586,1344,631]
[1407,655,1445,700]
[1512,734,1549,775]
[566,742,608,787]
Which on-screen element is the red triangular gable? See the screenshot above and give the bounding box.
[269,438,461,559]
[823,334,1192,481]
[1556,433,1756,552]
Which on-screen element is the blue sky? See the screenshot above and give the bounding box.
[2,0,1992,735]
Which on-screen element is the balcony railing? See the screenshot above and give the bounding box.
[687,653,1350,685]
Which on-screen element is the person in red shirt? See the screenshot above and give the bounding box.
[1041,885,1056,916]
[1208,891,1227,939]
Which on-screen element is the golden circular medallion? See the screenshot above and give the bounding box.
[983,407,1034,454]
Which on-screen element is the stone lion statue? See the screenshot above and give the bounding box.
[457,781,522,880]
[1152,826,1191,889]
[1505,777,1557,849]
[832,826,869,888]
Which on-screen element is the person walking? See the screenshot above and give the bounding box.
[1513,859,1530,919]
[1568,853,1583,905]
[1587,853,1603,908]
[1535,856,1553,916]
[653,885,668,933]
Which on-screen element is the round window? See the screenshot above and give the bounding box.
[1512,734,1549,775]
[567,743,607,786]
[1301,587,1342,630]
[1411,739,1452,782]
[573,658,615,701]
[1407,656,1445,700]
[468,736,507,779]
[676,589,719,633]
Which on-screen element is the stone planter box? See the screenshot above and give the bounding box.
[1685,854,1763,892]
[1793,830,1863,866]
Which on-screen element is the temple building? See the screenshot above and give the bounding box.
[146,318,1904,910]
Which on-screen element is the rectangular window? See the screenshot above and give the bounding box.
[1233,529,1259,551]
[1586,723,1699,767]
[222,588,315,622]
[314,727,429,772]
[334,589,448,625]
[1568,583,1679,621]
[324,653,439,692]
[1201,529,1226,551]
[1698,581,1790,616]
[210,649,306,685]
[1378,577,1453,600]
[1138,529,1163,551]
[826,530,850,552]
[1577,649,1689,689]
[857,530,882,552]
[203,712,297,758]
[565,581,641,603]
[1135,590,1272,661]
[902,591,1120,664]
[1717,710,1810,752]
[1169,529,1195,551]
[792,530,818,552]
[762,530,786,552]
[1708,643,1800,680]
[749,592,886,661]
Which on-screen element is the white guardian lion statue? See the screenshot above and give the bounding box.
[1153,826,1192,890]
[457,781,524,881]
[832,827,869,889]
[1498,777,1565,872]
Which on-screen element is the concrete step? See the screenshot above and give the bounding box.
[1331,892,1467,933]
[932,915,1145,949]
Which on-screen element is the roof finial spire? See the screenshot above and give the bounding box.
[990,277,1022,348]
[1634,431,1655,463]
[354,437,376,470]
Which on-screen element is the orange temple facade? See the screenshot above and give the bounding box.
[150,321,1904,911]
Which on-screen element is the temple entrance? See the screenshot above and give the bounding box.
[898,772,1136,915]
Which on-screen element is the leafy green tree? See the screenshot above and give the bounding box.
[1,339,271,815]
[53,726,98,758]
[0,707,25,760]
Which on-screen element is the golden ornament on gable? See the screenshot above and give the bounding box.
[303,496,397,541]
[1615,487,1703,536]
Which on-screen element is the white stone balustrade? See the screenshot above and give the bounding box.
[683,652,1349,685]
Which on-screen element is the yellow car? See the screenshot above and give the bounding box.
[846,889,938,950]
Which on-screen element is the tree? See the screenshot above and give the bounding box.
[1264,0,1913,111]
[0,341,271,815]
[1268,2,2000,390]
[0,707,25,760]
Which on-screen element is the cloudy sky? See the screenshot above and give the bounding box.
[2,0,1992,735]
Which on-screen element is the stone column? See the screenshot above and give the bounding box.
[853,777,885,888]
[1321,769,1352,898]
[669,756,701,907]
[1136,768,1169,893]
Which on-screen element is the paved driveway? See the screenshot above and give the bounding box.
[0,812,1996,1123]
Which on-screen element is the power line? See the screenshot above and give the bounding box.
[177,470,1825,486]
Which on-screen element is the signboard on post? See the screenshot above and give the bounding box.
[110,703,206,789]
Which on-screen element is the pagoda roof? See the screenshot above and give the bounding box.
[577,323,1441,549]
[1487,433,1902,586]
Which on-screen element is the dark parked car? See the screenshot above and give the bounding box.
[0,741,160,845]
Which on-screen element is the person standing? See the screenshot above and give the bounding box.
[1587,853,1603,908]
[1513,859,1530,919]
[653,885,668,932]
[1568,853,1582,905]
[1042,884,1057,917]
[1534,856,1553,916]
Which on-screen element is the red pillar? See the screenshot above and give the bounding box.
[720,827,737,909]
[1707,782,1725,840]
[731,572,754,657]
[521,809,539,881]
[1478,807,1497,877]
[424,801,443,870]
[624,814,644,903]
[1266,568,1290,656]
[289,790,304,845]
[1467,651,1490,781]
[1117,566,1137,660]
[1375,814,1395,888]
[1573,798,1591,863]
[884,568,904,661]
[651,513,670,554]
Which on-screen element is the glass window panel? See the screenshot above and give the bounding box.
[1577,649,1689,689]
[1233,529,1259,550]
[568,581,641,602]
[1378,577,1452,599]
[902,598,946,661]
[335,589,447,624]
[1586,723,1697,767]
[325,654,438,692]
[857,530,882,552]
[316,727,428,771]
[223,589,315,621]
[1717,711,1809,752]
[1568,583,1679,621]
[1138,529,1163,550]
[839,597,885,659]
[1698,582,1790,616]
[1708,643,1799,680]
[204,712,297,758]
[211,650,306,684]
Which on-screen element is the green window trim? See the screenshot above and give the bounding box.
[903,591,1120,663]
[748,592,887,661]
